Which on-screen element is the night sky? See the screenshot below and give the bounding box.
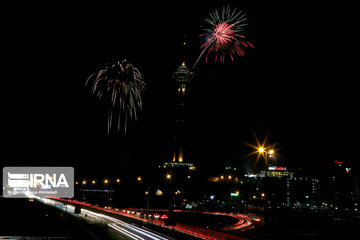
[3,1,359,176]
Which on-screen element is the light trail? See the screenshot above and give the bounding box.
[109,223,146,240]
[125,224,169,240]
[49,197,252,239]
[35,196,171,240]
[81,209,168,240]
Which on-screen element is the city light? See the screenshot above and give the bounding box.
[116,178,120,183]
[156,189,163,196]
[104,179,109,184]
[92,180,96,184]
[137,177,142,182]
[82,180,86,185]
[243,133,279,168]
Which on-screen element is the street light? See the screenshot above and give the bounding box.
[257,147,276,167]
[104,179,109,184]
[245,134,277,168]
[137,176,142,182]
[166,173,172,181]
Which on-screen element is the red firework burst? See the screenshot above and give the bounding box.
[193,6,253,68]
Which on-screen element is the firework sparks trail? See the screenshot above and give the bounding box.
[193,6,253,69]
[86,59,145,135]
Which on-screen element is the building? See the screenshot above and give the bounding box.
[162,62,194,169]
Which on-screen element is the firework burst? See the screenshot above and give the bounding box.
[193,6,253,68]
[86,59,145,134]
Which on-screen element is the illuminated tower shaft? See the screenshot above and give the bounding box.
[172,62,193,163]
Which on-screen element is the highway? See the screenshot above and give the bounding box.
[37,197,174,240]
[46,197,251,240]
[30,193,252,240]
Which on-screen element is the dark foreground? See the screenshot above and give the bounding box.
[241,210,360,240]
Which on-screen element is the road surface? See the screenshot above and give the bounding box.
[39,197,174,240]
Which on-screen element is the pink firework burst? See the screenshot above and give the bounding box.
[212,22,236,48]
[193,6,253,68]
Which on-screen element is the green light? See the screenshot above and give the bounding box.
[230,192,239,197]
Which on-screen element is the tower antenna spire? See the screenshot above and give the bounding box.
[182,34,187,66]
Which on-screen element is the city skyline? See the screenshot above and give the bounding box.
[1,2,359,239]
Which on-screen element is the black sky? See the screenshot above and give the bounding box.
[3,1,359,175]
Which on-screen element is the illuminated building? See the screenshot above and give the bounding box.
[325,160,358,212]
[244,166,294,209]
[172,62,193,164]
[163,162,195,169]
[163,61,194,169]
[266,166,293,178]
[244,166,293,179]
[263,166,293,208]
